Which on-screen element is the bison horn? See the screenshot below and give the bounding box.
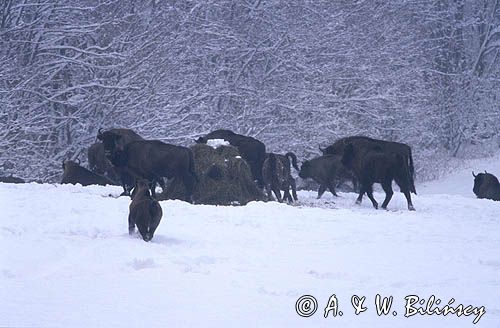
[472,171,477,178]
[98,128,104,136]
[485,170,488,174]
[76,158,81,165]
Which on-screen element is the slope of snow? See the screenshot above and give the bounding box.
[1,162,499,327]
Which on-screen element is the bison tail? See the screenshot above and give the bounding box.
[285,152,300,171]
[397,154,413,194]
[408,149,417,194]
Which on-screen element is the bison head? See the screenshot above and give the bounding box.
[472,171,483,197]
[195,136,207,144]
[97,130,124,158]
[62,158,80,170]
[62,159,80,171]
[320,144,339,156]
[298,160,312,179]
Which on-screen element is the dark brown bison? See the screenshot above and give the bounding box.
[87,142,120,182]
[472,171,500,201]
[262,152,298,203]
[342,143,415,211]
[98,132,197,202]
[96,128,144,196]
[129,179,163,242]
[298,155,356,199]
[0,175,25,184]
[61,160,115,186]
[321,136,416,194]
[195,129,266,187]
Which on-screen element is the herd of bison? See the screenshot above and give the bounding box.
[2,128,499,241]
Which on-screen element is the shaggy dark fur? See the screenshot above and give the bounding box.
[61,160,115,186]
[87,142,119,182]
[342,144,415,211]
[129,180,163,242]
[262,153,298,203]
[95,129,144,196]
[99,133,196,202]
[321,135,416,194]
[472,171,500,201]
[298,154,356,199]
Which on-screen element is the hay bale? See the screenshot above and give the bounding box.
[159,143,264,205]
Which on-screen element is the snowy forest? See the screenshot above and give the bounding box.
[1,0,499,182]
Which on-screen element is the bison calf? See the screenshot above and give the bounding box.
[342,144,415,211]
[298,155,356,199]
[262,152,298,203]
[129,180,163,242]
[472,171,500,201]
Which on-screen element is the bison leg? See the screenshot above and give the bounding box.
[265,184,274,201]
[290,178,298,201]
[395,177,415,211]
[328,182,338,197]
[120,184,130,197]
[283,187,293,203]
[128,213,136,235]
[352,177,359,193]
[401,189,415,211]
[355,185,365,204]
[272,186,283,203]
[182,173,196,203]
[317,184,327,199]
[149,181,157,199]
[119,171,135,197]
[365,184,378,209]
[380,179,394,210]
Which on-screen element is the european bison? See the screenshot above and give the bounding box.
[61,160,115,186]
[98,131,197,202]
[321,136,416,194]
[195,129,266,187]
[262,152,298,203]
[472,171,500,201]
[298,155,356,199]
[342,143,415,211]
[0,175,25,184]
[129,179,163,242]
[88,142,120,182]
[96,128,144,196]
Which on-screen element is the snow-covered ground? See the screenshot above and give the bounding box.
[1,156,499,327]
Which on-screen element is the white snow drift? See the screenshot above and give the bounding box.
[0,160,499,327]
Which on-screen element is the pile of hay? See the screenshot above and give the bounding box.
[159,143,265,205]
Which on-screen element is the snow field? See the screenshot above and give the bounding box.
[0,170,499,327]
